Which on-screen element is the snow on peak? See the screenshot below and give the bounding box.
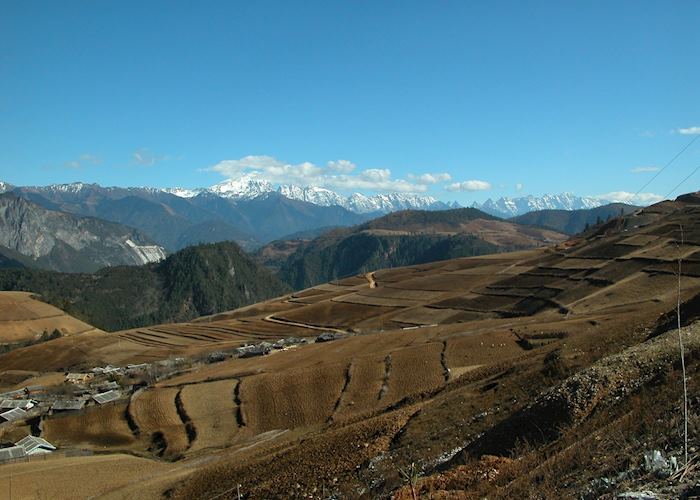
[44,182,95,193]
[196,177,443,213]
[0,181,12,194]
[208,175,274,199]
[343,192,442,213]
[161,187,201,198]
[278,186,442,213]
[479,193,605,217]
[278,184,346,207]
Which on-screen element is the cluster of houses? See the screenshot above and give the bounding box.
[0,381,124,427]
[0,361,181,427]
[206,336,316,363]
[0,334,346,464]
[0,435,57,463]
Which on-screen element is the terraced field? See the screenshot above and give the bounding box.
[4,196,700,498]
[44,402,136,449]
[179,379,239,451]
[130,387,191,458]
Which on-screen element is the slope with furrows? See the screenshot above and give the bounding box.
[4,193,700,499]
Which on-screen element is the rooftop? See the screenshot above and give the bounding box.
[0,446,26,463]
[51,400,86,411]
[0,407,27,422]
[16,435,56,455]
[93,390,120,405]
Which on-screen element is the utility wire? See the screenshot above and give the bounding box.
[634,134,700,198]
[665,163,700,199]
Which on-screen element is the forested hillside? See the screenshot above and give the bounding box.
[511,203,639,235]
[277,208,565,289]
[0,242,290,331]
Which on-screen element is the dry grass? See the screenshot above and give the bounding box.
[179,379,239,451]
[130,388,189,458]
[0,291,102,344]
[0,454,168,500]
[2,199,700,498]
[239,363,348,435]
[383,342,446,404]
[44,402,136,449]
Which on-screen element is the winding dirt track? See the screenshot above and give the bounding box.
[262,314,348,334]
[366,272,377,288]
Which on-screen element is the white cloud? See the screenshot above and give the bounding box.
[515,183,524,191]
[445,180,492,192]
[63,153,102,169]
[208,155,432,193]
[326,160,356,174]
[630,166,660,173]
[678,126,700,135]
[595,191,663,205]
[133,148,169,166]
[407,172,452,184]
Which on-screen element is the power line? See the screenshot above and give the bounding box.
[634,134,700,198]
[665,164,700,199]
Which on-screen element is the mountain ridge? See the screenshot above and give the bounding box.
[0,241,290,331]
[276,207,566,289]
[162,174,449,213]
[0,192,166,272]
[475,193,604,217]
[511,202,641,235]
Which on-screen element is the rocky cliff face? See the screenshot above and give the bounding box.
[0,193,166,272]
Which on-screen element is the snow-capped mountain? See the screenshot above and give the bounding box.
[476,194,605,217]
[278,185,447,213]
[278,184,347,207]
[161,187,201,198]
[342,192,445,213]
[208,175,275,199]
[0,181,13,194]
[161,176,448,214]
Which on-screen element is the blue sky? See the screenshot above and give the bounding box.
[1,1,698,204]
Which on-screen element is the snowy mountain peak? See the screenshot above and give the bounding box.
[161,187,201,198]
[478,193,604,217]
[0,181,12,194]
[278,184,347,207]
[344,192,443,213]
[43,182,96,193]
[162,177,446,214]
[208,175,275,199]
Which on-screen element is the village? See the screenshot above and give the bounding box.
[0,334,337,465]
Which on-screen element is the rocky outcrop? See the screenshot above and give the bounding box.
[0,193,165,272]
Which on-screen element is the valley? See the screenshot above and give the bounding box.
[1,194,699,498]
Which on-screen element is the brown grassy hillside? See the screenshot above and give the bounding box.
[2,194,700,498]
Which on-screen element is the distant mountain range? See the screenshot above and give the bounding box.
[0,178,633,260]
[162,179,614,218]
[511,203,640,235]
[163,174,453,213]
[6,181,368,252]
[0,193,165,272]
[475,193,605,217]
